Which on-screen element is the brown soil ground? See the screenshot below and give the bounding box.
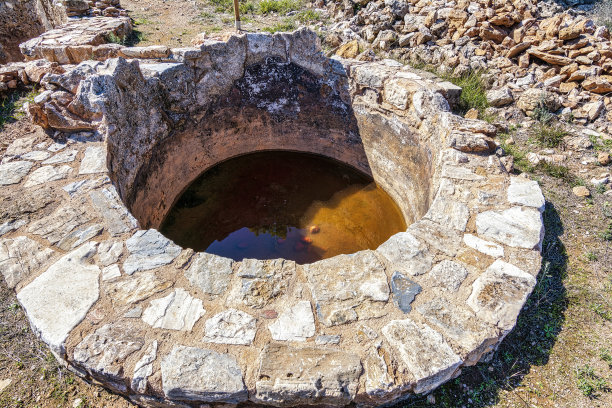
[0,4,611,406]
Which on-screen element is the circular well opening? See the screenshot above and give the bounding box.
[159,150,406,264]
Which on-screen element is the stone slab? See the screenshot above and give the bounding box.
[16,242,100,355]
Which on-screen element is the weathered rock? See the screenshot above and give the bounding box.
[42,149,78,164]
[269,301,315,341]
[507,177,545,212]
[161,346,247,403]
[428,260,468,292]
[476,207,544,249]
[516,88,561,113]
[463,234,504,258]
[486,88,513,107]
[255,344,362,406]
[0,161,33,185]
[572,185,590,197]
[23,165,72,187]
[131,340,158,394]
[227,258,295,309]
[142,288,205,331]
[89,187,138,237]
[185,252,233,297]
[467,260,537,333]
[101,264,121,281]
[105,271,172,306]
[28,205,92,245]
[417,299,500,365]
[73,322,144,392]
[79,145,107,174]
[97,240,123,266]
[0,236,55,288]
[377,232,432,276]
[382,318,462,394]
[203,309,257,345]
[123,229,181,275]
[16,242,100,354]
[303,250,389,326]
[390,271,421,313]
[424,195,469,231]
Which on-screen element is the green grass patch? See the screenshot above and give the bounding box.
[440,70,489,115]
[258,0,302,14]
[133,17,152,25]
[262,19,296,33]
[575,364,608,398]
[294,9,322,23]
[208,0,256,14]
[601,222,612,241]
[532,123,567,148]
[0,88,39,130]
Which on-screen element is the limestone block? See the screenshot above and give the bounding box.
[268,301,315,341]
[303,250,389,326]
[142,288,205,331]
[255,344,362,406]
[476,207,544,249]
[185,252,233,297]
[161,345,247,403]
[123,229,181,275]
[203,309,257,345]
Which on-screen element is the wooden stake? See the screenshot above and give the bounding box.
[233,0,241,31]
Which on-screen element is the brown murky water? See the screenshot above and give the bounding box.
[160,151,406,264]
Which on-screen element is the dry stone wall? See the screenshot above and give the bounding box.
[0,29,545,407]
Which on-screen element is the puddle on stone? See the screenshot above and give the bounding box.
[160,151,406,264]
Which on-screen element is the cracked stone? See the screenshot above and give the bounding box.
[507,177,545,212]
[185,252,233,297]
[417,298,500,365]
[463,234,504,258]
[0,236,55,288]
[132,340,158,394]
[303,250,389,326]
[467,260,537,333]
[226,258,295,309]
[73,322,144,393]
[97,240,123,266]
[0,161,34,185]
[89,187,138,237]
[16,242,100,355]
[79,145,107,174]
[424,195,469,231]
[24,165,72,187]
[57,223,103,251]
[428,260,469,292]
[105,271,172,307]
[269,301,315,341]
[382,318,462,394]
[142,288,205,331]
[124,229,181,275]
[161,345,247,403]
[101,264,121,281]
[377,231,433,276]
[476,207,544,249]
[203,309,257,345]
[255,344,362,406]
[28,204,92,245]
[41,149,78,165]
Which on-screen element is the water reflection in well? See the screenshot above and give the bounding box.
[160,151,406,264]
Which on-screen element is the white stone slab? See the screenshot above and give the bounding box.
[142,288,204,331]
[16,242,100,355]
[269,301,315,341]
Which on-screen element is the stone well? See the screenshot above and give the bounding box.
[0,29,545,407]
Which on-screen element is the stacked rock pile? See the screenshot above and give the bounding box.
[326,0,612,130]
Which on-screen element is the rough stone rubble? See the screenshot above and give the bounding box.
[326,0,612,128]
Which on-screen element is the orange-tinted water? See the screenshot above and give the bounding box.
[160,151,406,264]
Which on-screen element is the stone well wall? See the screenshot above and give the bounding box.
[1,29,545,408]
